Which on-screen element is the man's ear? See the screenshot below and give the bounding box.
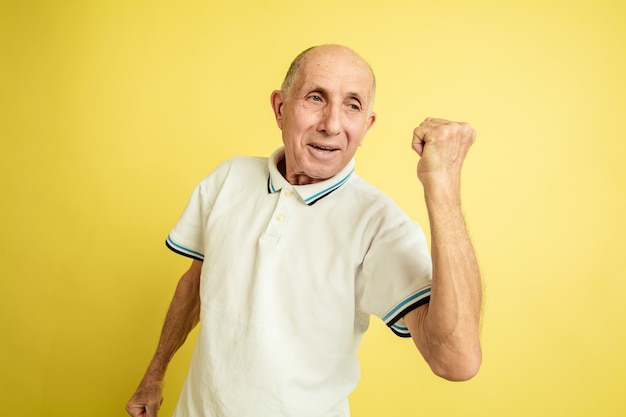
[270,90,285,130]
[359,111,377,145]
[357,111,377,147]
[366,111,377,132]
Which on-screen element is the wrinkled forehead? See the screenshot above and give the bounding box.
[295,48,375,99]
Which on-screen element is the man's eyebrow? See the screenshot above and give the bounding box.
[303,85,329,96]
[303,85,366,102]
[347,91,365,102]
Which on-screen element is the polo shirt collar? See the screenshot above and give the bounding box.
[267,147,355,206]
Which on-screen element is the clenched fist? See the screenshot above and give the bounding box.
[412,118,476,191]
[126,378,164,417]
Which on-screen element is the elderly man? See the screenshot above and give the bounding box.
[127,44,482,417]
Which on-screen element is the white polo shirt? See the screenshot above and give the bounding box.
[167,148,432,417]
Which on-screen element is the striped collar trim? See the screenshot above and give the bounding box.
[267,147,355,206]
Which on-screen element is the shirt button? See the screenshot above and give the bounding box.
[275,214,285,222]
[284,189,294,198]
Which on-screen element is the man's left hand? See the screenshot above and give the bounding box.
[411,118,476,189]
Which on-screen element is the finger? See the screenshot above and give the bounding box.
[411,129,425,156]
[412,122,436,156]
[414,117,439,137]
[126,404,147,417]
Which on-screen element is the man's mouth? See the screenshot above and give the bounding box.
[309,144,339,152]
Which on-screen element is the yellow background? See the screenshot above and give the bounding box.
[1,0,625,416]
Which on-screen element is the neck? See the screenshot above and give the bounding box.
[278,157,324,186]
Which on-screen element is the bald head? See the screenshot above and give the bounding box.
[269,44,377,185]
[281,45,377,111]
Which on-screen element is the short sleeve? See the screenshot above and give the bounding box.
[165,181,210,261]
[357,218,432,338]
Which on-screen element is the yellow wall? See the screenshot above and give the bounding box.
[1,0,625,416]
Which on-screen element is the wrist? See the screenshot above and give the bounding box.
[144,357,168,381]
[422,179,462,208]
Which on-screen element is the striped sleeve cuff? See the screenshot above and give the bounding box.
[165,235,204,261]
[383,288,431,338]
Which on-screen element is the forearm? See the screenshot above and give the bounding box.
[146,260,202,377]
[415,183,482,379]
[127,261,202,416]
[407,118,481,380]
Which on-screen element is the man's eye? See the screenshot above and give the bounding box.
[309,95,322,102]
[349,103,361,111]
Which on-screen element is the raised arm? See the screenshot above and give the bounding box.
[126,259,202,417]
[404,118,482,381]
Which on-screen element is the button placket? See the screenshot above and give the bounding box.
[263,187,295,239]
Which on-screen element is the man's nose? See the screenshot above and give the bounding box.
[318,104,341,136]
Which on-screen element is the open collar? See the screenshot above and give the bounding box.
[267,148,355,206]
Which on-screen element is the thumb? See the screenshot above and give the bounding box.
[412,119,435,156]
[412,130,426,156]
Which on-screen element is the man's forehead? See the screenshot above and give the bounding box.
[296,52,374,97]
[302,48,371,76]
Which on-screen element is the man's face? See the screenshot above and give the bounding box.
[271,46,376,185]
